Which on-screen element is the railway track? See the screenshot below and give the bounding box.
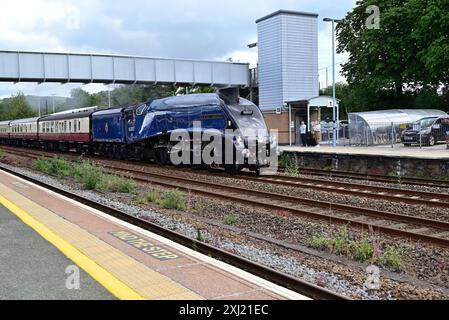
[244,174,449,209]
[283,167,449,189]
[0,165,347,300]
[5,146,449,208]
[4,146,449,248]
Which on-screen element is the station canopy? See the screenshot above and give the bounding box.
[348,109,448,125]
[348,109,448,145]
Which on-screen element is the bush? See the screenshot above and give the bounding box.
[136,190,162,206]
[285,162,300,176]
[353,238,374,262]
[34,158,52,174]
[278,155,291,168]
[49,157,73,176]
[0,149,7,158]
[116,178,136,193]
[380,246,403,271]
[308,234,328,250]
[98,175,136,193]
[137,195,149,205]
[72,161,103,190]
[157,189,186,211]
[147,190,162,203]
[331,225,352,256]
[33,157,73,176]
[224,213,239,226]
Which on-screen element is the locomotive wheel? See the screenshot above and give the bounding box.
[224,164,241,175]
[118,147,127,160]
[155,148,169,165]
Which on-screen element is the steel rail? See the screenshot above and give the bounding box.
[285,167,449,189]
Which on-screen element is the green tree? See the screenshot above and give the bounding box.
[1,92,36,120]
[69,88,92,108]
[337,0,449,111]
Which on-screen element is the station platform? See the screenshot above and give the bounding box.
[281,143,449,160]
[0,169,306,300]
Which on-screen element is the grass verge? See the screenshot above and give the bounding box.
[34,157,135,193]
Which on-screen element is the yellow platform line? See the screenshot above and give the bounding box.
[0,194,145,300]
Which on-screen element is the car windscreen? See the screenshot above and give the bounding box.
[415,118,438,128]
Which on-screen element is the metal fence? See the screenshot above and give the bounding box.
[348,121,405,147]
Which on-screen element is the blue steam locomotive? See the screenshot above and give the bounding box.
[0,91,274,174]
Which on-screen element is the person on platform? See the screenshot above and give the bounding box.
[300,121,307,147]
[313,121,322,147]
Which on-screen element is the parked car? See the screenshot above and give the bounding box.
[401,116,449,146]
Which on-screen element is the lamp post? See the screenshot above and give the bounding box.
[323,17,343,148]
[247,42,258,103]
[51,93,56,113]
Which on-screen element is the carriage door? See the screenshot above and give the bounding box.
[125,109,137,143]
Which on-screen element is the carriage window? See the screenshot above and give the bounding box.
[78,121,81,131]
[69,122,72,132]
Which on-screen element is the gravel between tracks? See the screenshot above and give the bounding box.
[1,157,449,300]
[113,164,449,224]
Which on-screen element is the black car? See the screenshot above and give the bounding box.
[401,116,449,146]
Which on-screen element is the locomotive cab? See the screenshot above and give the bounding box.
[223,97,274,173]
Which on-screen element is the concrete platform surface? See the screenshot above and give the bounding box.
[0,169,307,301]
[281,143,449,160]
[0,205,115,300]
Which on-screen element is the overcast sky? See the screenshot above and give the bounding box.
[0,0,356,98]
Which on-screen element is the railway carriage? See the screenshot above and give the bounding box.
[38,109,96,152]
[9,118,40,146]
[0,121,10,142]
